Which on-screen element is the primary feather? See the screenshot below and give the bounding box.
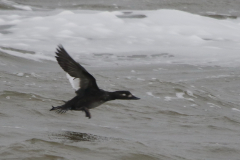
[55,45,99,92]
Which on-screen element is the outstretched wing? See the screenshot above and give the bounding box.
[55,45,99,92]
[66,73,80,90]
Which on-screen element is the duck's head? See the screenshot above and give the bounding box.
[112,91,140,100]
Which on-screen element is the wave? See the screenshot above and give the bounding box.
[0,112,8,117]
[0,90,61,105]
[0,138,90,159]
[0,9,240,66]
[0,0,32,11]
[51,131,111,142]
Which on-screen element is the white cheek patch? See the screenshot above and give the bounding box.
[128,95,133,98]
[122,94,126,96]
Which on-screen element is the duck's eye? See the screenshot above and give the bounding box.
[122,94,126,96]
[128,95,132,97]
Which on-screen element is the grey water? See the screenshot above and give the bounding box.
[5,0,240,18]
[0,0,240,160]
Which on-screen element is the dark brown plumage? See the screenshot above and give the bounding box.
[50,45,140,119]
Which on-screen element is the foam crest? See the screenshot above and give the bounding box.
[0,9,239,66]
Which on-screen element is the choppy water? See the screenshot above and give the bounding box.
[1,0,240,18]
[0,0,240,160]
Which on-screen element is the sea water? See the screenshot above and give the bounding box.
[0,0,240,160]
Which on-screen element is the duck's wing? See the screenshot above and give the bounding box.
[55,45,99,92]
[66,73,80,90]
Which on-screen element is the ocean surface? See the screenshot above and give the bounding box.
[0,0,240,160]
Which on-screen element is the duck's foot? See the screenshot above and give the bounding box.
[83,108,91,119]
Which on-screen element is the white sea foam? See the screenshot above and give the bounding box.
[186,90,197,98]
[2,126,21,129]
[0,18,5,24]
[137,78,145,81]
[146,92,154,96]
[232,108,240,112]
[176,92,184,99]
[207,103,221,108]
[0,10,240,66]
[146,92,160,98]
[164,96,172,101]
[16,72,24,77]
[165,92,195,102]
[31,72,40,77]
[6,15,21,20]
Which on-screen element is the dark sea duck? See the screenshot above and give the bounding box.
[50,45,140,119]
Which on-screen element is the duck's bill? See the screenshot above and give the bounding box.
[130,96,140,100]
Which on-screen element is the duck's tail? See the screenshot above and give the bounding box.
[50,104,66,111]
[49,105,69,114]
[50,100,68,111]
[50,98,75,113]
[50,106,58,111]
[49,102,72,114]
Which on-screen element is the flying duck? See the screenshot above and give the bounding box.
[50,45,140,119]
